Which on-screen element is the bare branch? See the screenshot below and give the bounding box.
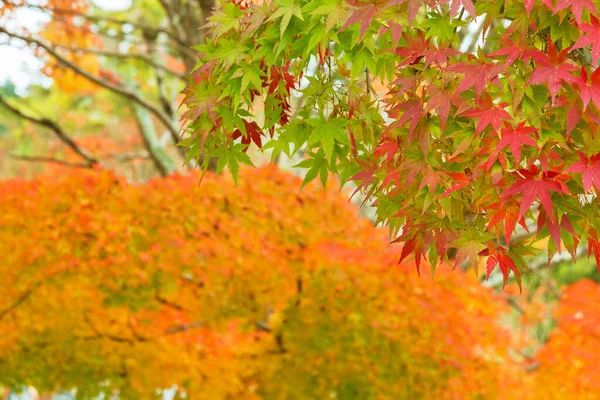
[0,27,181,142]
[0,286,35,321]
[164,321,204,335]
[53,44,187,81]
[0,94,98,166]
[104,152,151,162]
[9,155,92,169]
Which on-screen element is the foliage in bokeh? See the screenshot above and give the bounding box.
[0,166,524,399]
[531,279,600,399]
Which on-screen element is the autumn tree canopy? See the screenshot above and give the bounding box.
[181,0,600,283]
[0,166,528,399]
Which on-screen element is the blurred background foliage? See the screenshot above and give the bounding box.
[0,0,599,398]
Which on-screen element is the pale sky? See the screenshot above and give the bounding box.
[0,0,132,94]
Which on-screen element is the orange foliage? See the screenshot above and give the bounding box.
[0,166,524,398]
[530,280,600,399]
[40,1,102,94]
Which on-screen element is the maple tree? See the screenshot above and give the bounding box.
[181,0,600,284]
[0,166,529,399]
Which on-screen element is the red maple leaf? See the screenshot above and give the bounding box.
[401,158,443,194]
[232,120,264,151]
[393,228,426,275]
[480,244,521,289]
[493,121,539,164]
[486,200,529,245]
[446,59,503,98]
[570,67,600,110]
[388,75,417,98]
[439,172,471,198]
[488,38,532,68]
[374,135,400,164]
[524,0,554,16]
[527,38,577,102]
[566,151,600,192]
[425,86,452,130]
[350,161,378,199]
[567,102,582,137]
[377,20,403,47]
[342,0,387,39]
[587,231,600,269]
[423,46,460,68]
[537,208,562,254]
[394,31,431,67]
[501,165,571,222]
[553,0,597,25]
[462,94,512,136]
[389,98,424,134]
[444,0,476,18]
[571,16,600,67]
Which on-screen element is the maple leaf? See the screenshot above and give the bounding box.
[438,169,482,198]
[375,135,400,164]
[566,151,600,192]
[501,165,571,222]
[389,98,424,134]
[232,120,264,152]
[480,245,521,289]
[567,102,582,137]
[446,59,503,98]
[350,161,378,199]
[569,67,600,110]
[436,0,476,18]
[425,86,452,130]
[408,123,431,157]
[388,75,417,98]
[386,0,427,25]
[524,0,554,16]
[553,0,597,25]
[488,38,532,67]
[587,231,600,269]
[424,46,460,68]
[571,16,600,67]
[462,94,511,136]
[493,121,539,164]
[527,39,577,102]
[377,20,403,47]
[451,234,487,275]
[486,200,529,245]
[536,208,562,254]
[392,228,426,275]
[401,158,443,194]
[342,0,386,39]
[394,31,431,67]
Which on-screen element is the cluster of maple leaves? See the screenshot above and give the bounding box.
[181,0,600,285]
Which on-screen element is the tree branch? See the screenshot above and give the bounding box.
[6,0,191,50]
[9,155,92,169]
[53,44,186,81]
[0,287,35,321]
[0,94,98,166]
[0,27,181,144]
